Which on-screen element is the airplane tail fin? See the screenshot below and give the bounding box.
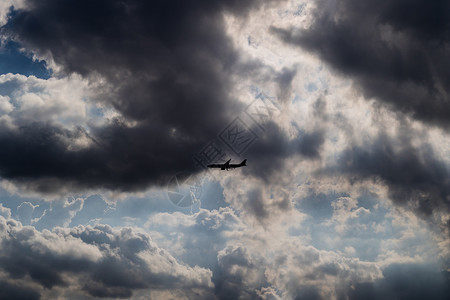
[240,159,247,166]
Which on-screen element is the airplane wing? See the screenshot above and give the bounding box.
[208,158,245,170]
[224,159,231,168]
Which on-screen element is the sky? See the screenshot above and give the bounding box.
[0,0,449,299]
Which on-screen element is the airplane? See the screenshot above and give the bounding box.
[207,159,247,170]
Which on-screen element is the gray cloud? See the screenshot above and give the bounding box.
[215,245,267,299]
[270,0,450,245]
[214,242,383,300]
[272,0,450,128]
[0,216,213,299]
[0,0,286,192]
[321,130,450,237]
[348,264,450,300]
[243,120,324,183]
[275,67,297,104]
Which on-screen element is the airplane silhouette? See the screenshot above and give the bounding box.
[207,159,247,170]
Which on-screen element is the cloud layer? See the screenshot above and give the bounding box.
[0,216,213,299]
[273,0,450,128]
[0,0,287,192]
[0,1,449,299]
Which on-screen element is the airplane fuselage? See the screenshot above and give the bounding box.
[207,159,247,170]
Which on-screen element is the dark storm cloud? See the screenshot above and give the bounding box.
[0,0,282,192]
[0,121,206,191]
[272,0,450,127]
[0,280,40,300]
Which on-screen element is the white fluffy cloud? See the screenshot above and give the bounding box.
[0,203,11,219]
[0,73,104,128]
[0,0,25,26]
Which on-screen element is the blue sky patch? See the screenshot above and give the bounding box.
[0,41,51,79]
